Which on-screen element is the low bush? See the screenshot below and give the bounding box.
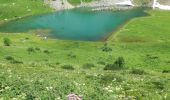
[82,63,95,69]
[27,47,35,54]
[97,61,106,65]
[101,43,112,52]
[67,52,76,58]
[61,65,75,70]
[35,47,41,51]
[162,70,170,73]
[5,56,23,64]
[152,81,164,90]
[130,69,146,75]
[43,50,50,54]
[5,56,14,61]
[10,59,23,64]
[25,37,29,40]
[104,57,125,70]
[3,37,11,46]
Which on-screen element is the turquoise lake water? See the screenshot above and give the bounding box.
[0,8,147,41]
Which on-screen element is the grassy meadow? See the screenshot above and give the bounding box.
[0,0,170,100]
[0,0,52,22]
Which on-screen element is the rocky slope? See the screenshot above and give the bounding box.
[44,0,170,10]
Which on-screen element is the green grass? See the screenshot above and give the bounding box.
[0,0,52,22]
[0,1,170,99]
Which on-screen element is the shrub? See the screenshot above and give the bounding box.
[5,56,14,61]
[27,47,35,54]
[43,50,50,54]
[152,81,164,90]
[114,57,125,68]
[67,52,76,58]
[97,61,106,65]
[5,56,23,64]
[25,93,35,100]
[25,37,29,40]
[10,59,23,64]
[3,38,11,46]
[101,43,112,52]
[35,47,41,51]
[131,69,146,75]
[82,63,95,69]
[56,62,60,65]
[61,65,75,70]
[101,46,112,52]
[162,70,170,73]
[104,57,125,70]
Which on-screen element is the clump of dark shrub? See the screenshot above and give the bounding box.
[5,56,14,61]
[10,59,23,64]
[3,37,11,46]
[35,47,41,51]
[25,37,29,40]
[43,50,50,54]
[27,47,35,54]
[104,57,125,70]
[61,65,75,70]
[97,61,106,65]
[67,52,76,58]
[162,70,170,73]
[101,43,112,52]
[146,54,159,59]
[152,81,164,90]
[130,69,146,75]
[56,62,60,65]
[82,63,95,69]
[25,93,35,100]
[5,56,23,64]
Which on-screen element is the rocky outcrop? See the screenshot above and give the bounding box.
[44,0,74,10]
[153,0,170,10]
[44,0,135,10]
[44,0,170,11]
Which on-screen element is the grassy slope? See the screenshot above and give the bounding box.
[0,1,170,99]
[0,0,52,22]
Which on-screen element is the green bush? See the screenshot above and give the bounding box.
[131,69,146,75]
[5,56,14,61]
[27,47,35,54]
[43,50,50,54]
[104,57,125,70]
[101,43,112,52]
[97,61,106,65]
[10,59,23,64]
[82,63,95,69]
[162,70,170,73]
[3,38,11,46]
[61,65,75,70]
[152,81,164,90]
[67,52,76,58]
[35,47,41,51]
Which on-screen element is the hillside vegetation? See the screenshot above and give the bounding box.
[0,0,170,100]
[0,0,52,22]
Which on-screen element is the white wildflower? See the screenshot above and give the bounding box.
[108,89,113,93]
[5,86,11,90]
[46,86,53,91]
